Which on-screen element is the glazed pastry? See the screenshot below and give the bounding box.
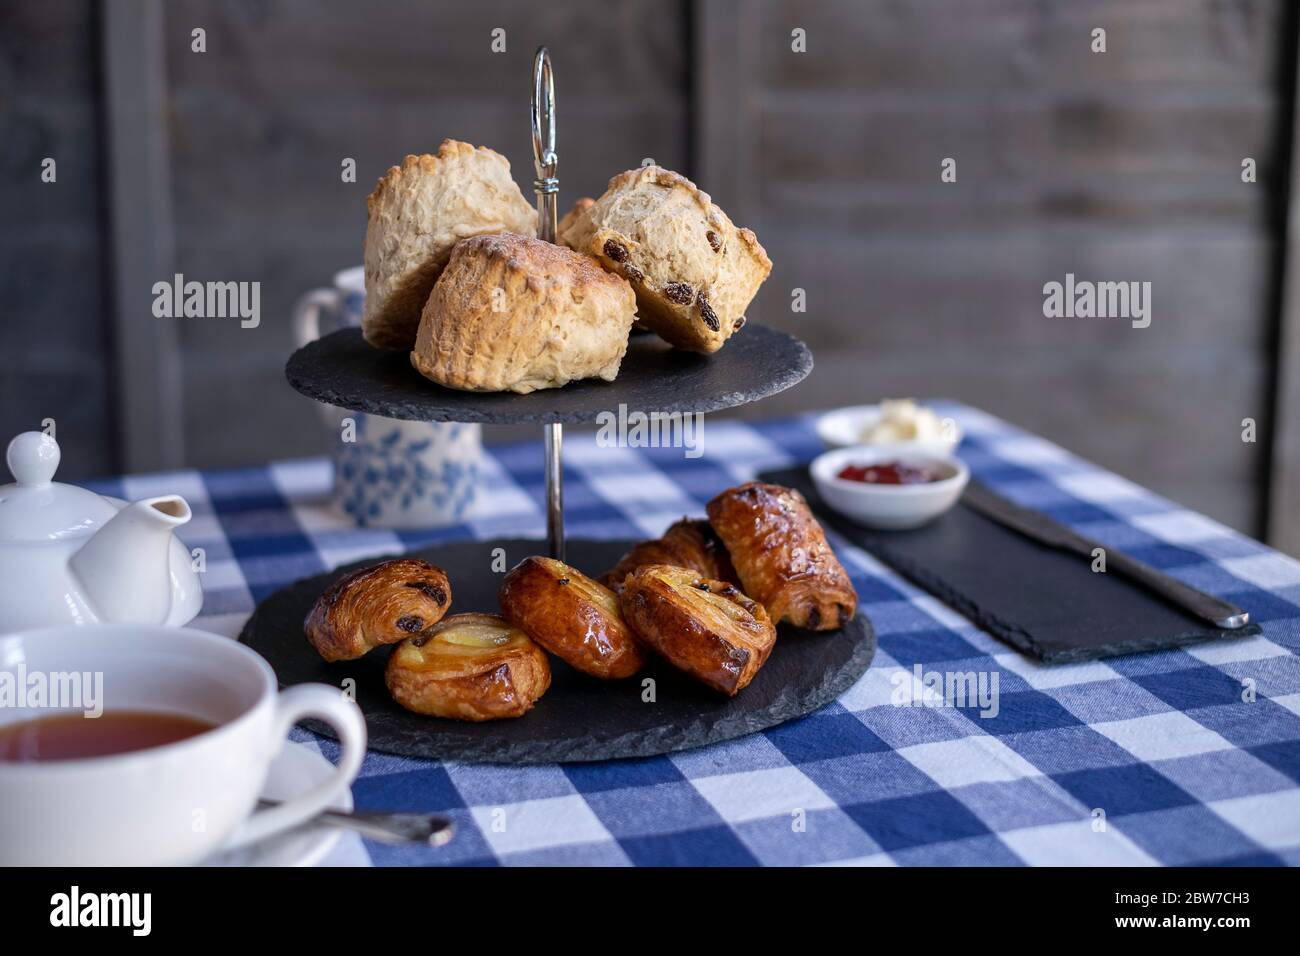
[706,482,857,631]
[601,518,738,593]
[385,613,551,721]
[499,556,645,679]
[557,165,771,354]
[619,565,775,696]
[363,140,536,349]
[304,558,451,662]
[411,234,638,393]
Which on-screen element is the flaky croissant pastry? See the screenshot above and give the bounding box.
[619,565,775,696]
[601,518,739,593]
[385,613,551,721]
[499,556,646,679]
[304,558,451,662]
[706,482,857,631]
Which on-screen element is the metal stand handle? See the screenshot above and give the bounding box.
[532,47,564,561]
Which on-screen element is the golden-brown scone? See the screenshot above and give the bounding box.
[557,197,594,237]
[619,565,775,696]
[411,234,638,393]
[557,165,771,354]
[706,483,858,631]
[558,195,653,337]
[304,558,451,662]
[385,613,551,721]
[499,556,645,679]
[601,518,739,593]
[363,140,537,349]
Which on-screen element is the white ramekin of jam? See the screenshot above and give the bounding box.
[811,444,970,530]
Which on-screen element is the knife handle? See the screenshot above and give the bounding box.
[1097,549,1249,629]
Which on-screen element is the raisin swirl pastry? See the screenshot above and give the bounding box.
[706,483,858,631]
[304,558,451,662]
[601,518,739,594]
[620,565,776,696]
[385,613,551,721]
[499,556,646,679]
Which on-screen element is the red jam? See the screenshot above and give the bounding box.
[837,460,949,485]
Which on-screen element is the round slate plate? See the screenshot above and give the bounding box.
[239,538,875,764]
[284,323,813,424]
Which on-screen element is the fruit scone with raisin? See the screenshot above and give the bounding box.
[363,139,537,350]
[411,233,638,393]
[557,166,772,354]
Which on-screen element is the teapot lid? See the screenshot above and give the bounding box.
[0,432,119,542]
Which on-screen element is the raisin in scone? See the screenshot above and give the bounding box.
[411,234,637,393]
[557,166,771,354]
[363,140,536,350]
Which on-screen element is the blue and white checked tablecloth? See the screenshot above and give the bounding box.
[85,402,1300,866]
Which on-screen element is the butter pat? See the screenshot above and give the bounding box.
[860,400,945,444]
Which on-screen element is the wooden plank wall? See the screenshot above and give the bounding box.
[1269,10,1300,556]
[697,0,1291,536]
[0,1,116,478]
[1,0,1297,548]
[103,0,185,471]
[161,0,690,467]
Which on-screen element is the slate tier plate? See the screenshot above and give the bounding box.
[285,323,813,423]
[240,538,876,763]
[269,322,870,761]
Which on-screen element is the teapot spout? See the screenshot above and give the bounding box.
[69,495,192,625]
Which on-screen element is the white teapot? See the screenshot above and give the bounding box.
[0,432,203,633]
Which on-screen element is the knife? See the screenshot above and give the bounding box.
[961,481,1249,630]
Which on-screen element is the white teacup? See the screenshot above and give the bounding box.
[0,625,366,866]
[293,267,482,528]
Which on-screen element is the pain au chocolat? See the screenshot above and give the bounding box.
[706,482,858,631]
[619,565,776,697]
[410,234,638,393]
[601,518,739,594]
[363,140,536,350]
[303,558,451,662]
[499,556,646,679]
[558,165,771,354]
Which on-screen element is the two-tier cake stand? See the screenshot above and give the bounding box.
[246,49,875,764]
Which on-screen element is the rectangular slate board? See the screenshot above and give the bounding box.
[760,467,1259,664]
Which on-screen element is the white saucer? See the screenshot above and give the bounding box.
[201,740,354,867]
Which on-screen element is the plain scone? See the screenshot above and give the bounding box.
[411,234,638,394]
[363,140,536,350]
[557,165,771,354]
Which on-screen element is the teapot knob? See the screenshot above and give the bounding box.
[6,432,60,486]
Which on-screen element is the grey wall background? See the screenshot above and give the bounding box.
[4,0,1300,555]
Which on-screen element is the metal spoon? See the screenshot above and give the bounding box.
[258,799,455,847]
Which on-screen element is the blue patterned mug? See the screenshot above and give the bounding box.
[293,267,482,528]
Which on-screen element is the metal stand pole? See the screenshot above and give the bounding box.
[543,421,563,561]
[532,47,564,561]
